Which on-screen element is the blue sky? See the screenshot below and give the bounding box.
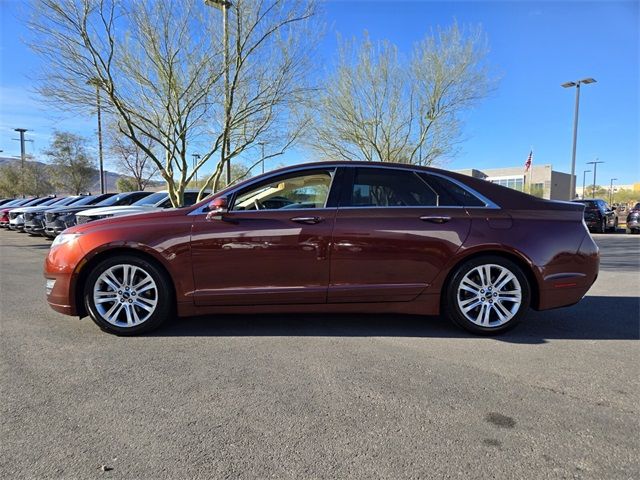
[1,0,638,186]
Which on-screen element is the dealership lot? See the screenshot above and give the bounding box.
[1,232,638,479]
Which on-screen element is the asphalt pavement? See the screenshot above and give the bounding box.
[1,230,638,479]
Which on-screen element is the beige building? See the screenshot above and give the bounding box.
[454,164,574,201]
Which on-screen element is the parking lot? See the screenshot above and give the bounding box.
[1,231,638,479]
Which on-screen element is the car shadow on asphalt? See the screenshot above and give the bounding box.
[150,295,640,344]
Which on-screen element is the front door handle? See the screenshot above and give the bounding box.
[419,215,451,224]
[290,216,324,225]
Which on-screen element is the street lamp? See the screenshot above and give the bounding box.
[257,141,265,174]
[586,159,604,199]
[609,178,618,205]
[204,0,233,187]
[192,153,201,185]
[13,129,28,198]
[87,77,105,194]
[582,170,591,200]
[561,77,596,200]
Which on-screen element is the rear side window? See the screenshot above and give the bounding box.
[423,174,486,207]
[345,168,440,207]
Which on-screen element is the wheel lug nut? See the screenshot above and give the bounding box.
[128,299,133,303]
[118,291,122,295]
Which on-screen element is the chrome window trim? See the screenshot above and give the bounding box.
[188,163,500,215]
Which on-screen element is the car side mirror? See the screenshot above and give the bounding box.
[205,197,229,221]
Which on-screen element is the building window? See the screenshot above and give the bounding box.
[488,176,524,192]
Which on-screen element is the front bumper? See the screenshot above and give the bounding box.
[44,238,88,317]
[25,219,45,234]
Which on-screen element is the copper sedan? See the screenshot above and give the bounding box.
[44,162,599,335]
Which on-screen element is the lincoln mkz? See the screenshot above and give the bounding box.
[44,162,599,335]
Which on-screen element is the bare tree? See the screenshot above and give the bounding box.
[45,131,96,194]
[197,0,319,197]
[311,24,493,165]
[106,122,158,191]
[28,0,319,205]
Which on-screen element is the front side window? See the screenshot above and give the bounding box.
[232,169,334,211]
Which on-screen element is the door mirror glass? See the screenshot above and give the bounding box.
[206,197,229,220]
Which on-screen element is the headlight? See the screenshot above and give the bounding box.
[51,233,82,249]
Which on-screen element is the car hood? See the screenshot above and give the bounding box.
[68,208,188,234]
[76,205,161,217]
[47,204,96,215]
[9,205,52,214]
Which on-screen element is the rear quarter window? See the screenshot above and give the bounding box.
[421,174,486,207]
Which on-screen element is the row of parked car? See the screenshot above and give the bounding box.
[0,190,204,237]
[572,198,640,234]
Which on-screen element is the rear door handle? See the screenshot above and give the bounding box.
[419,216,451,224]
[290,216,324,225]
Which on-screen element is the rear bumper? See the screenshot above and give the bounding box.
[537,233,599,311]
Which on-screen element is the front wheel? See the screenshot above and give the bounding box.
[443,256,531,335]
[84,255,173,335]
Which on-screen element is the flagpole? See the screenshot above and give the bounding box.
[529,146,533,195]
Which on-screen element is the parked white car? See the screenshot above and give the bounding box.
[75,190,206,224]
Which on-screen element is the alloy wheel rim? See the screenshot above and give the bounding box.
[93,264,158,327]
[456,264,522,328]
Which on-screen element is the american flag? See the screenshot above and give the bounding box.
[524,150,533,172]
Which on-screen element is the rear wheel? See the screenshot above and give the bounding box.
[443,256,531,335]
[84,255,173,335]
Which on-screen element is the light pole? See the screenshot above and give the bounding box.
[561,77,596,200]
[204,0,233,187]
[609,178,617,204]
[586,159,604,199]
[582,169,591,199]
[87,78,105,193]
[192,153,201,185]
[13,129,28,198]
[258,141,265,174]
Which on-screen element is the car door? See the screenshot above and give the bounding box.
[328,167,472,303]
[190,168,338,306]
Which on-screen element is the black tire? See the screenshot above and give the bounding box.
[84,254,173,335]
[596,218,606,234]
[609,218,618,232]
[443,255,531,335]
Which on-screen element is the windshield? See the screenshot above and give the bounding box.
[37,197,65,207]
[132,192,167,206]
[55,196,86,207]
[95,193,136,207]
[67,195,97,207]
[575,200,598,208]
